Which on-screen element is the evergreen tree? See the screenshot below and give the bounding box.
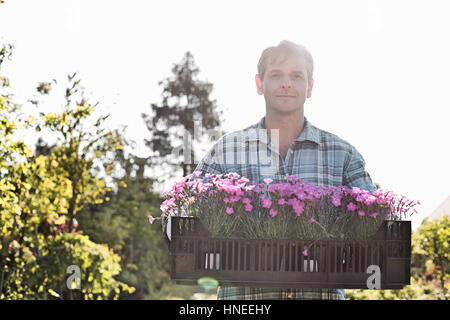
[142,52,225,182]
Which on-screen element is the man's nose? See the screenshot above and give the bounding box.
[281,75,292,88]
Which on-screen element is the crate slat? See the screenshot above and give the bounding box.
[168,217,411,289]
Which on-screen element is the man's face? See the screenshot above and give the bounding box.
[256,54,313,115]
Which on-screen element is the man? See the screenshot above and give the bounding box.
[184,40,375,300]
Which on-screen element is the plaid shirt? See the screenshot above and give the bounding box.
[191,116,375,300]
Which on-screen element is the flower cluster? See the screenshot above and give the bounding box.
[155,171,420,240]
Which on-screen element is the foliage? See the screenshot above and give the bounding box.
[346,276,448,300]
[142,51,225,180]
[412,216,449,295]
[0,42,41,298]
[34,72,126,231]
[0,42,132,299]
[29,233,133,300]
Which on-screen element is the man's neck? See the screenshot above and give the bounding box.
[264,109,305,145]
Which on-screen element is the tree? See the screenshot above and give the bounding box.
[0,42,38,298]
[142,51,225,182]
[0,42,133,299]
[412,216,449,297]
[30,73,135,299]
[34,233,131,300]
[0,43,76,298]
[35,72,126,232]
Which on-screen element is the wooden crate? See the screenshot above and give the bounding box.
[167,216,411,289]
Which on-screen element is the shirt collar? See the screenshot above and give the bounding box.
[248,116,321,146]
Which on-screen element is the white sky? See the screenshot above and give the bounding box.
[1,0,449,231]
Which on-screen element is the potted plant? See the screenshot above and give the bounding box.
[156,171,418,241]
[151,171,420,289]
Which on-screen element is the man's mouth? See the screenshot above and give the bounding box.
[277,95,296,98]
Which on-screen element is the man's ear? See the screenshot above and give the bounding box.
[255,74,263,95]
[306,79,314,98]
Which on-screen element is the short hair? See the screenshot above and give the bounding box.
[257,40,314,83]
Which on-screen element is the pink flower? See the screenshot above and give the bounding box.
[293,200,304,215]
[302,246,309,256]
[347,202,357,211]
[263,178,273,184]
[269,208,278,217]
[230,196,241,202]
[245,185,255,191]
[223,197,230,203]
[245,203,253,212]
[364,195,377,206]
[358,210,366,217]
[239,177,250,184]
[296,192,306,200]
[351,187,361,194]
[331,197,341,207]
[193,171,202,177]
[186,181,195,187]
[262,198,272,208]
[278,198,287,205]
[148,216,154,225]
[369,212,379,218]
[308,217,315,224]
[226,207,234,215]
[242,198,251,204]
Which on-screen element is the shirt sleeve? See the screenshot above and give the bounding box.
[343,145,376,193]
[192,142,225,176]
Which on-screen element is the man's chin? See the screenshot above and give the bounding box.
[270,105,302,115]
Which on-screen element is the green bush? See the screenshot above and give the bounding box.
[28,233,134,300]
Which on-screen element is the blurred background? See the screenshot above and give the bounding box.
[0,0,448,299]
